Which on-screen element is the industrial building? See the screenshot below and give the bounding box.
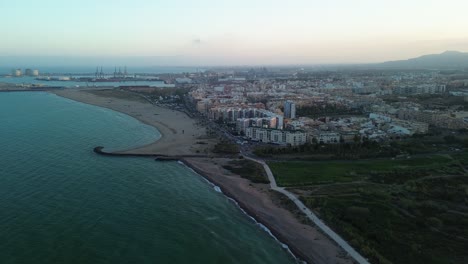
[12,69,22,77]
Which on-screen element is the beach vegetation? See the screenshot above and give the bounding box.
[269,152,468,264]
[223,160,270,184]
[212,141,240,154]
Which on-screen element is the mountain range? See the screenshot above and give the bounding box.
[379,51,468,69]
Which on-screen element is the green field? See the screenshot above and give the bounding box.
[269,152,468,264]
[268,155,460,186]
[299,176,468,264]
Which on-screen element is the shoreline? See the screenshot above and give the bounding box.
[53,89,352,264]
[180,157,352,264]
[178,158,305,262]
[91,147,356,264]
[178,160,299,258]
[52,89,214,156]
[51,89,167,153]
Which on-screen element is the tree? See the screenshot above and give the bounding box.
[312,137,318,144]
[353,134,361,144]
[443,135,457,144]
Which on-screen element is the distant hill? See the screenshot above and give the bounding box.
[379,51,468,69]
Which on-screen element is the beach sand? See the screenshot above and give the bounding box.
[53,89,214,156]
[183,158,353,264]
[54,88,352,264]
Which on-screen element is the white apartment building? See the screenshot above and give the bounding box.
[245,127,307,146]
[316,132,340,144]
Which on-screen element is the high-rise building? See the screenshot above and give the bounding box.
[284,100,296,119]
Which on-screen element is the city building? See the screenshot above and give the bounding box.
[393,84,446,95]
[316,132,340,144]
[398,109,467,129]
[284,100,296,119]
[245,127,307,146]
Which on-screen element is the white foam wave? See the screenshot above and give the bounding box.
[225,197,300,262]
[175,161,303,263]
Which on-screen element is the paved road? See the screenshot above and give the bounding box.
[244,155,370,264]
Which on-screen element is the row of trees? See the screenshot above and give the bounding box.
[254,140,399,159]
[297,104,363,117]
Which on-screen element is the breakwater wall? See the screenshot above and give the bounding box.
[93,146,308,263]
[93,146,208,159]
[93,146,162,157]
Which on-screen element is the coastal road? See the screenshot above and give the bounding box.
[243,155,370,264]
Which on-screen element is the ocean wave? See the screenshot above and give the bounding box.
[176,161,302,263]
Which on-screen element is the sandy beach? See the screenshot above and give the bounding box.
[53,88,352,264]
[53,89,214,156]
[183,158,352,264]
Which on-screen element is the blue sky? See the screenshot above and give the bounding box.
[1,0,468,65]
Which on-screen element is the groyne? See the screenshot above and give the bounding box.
[93,146,360,263]
[93,146,308,262]
[93,146,207,159]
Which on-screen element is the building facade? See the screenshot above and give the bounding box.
[245,127,307,146]
[284,100,296,119]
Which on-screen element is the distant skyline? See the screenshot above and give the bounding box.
[1,0,468,66]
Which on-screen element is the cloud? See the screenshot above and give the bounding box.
[192,38,202,45]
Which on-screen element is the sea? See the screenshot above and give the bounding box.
[0,66,203,88]
[0,92,296,264]
[0,76,174,88]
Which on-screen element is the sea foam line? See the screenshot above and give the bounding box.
[177,160,303,263]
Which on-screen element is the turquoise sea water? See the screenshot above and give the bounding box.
[0,92,296,264]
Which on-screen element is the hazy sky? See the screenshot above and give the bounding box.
[1,0,468,65]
